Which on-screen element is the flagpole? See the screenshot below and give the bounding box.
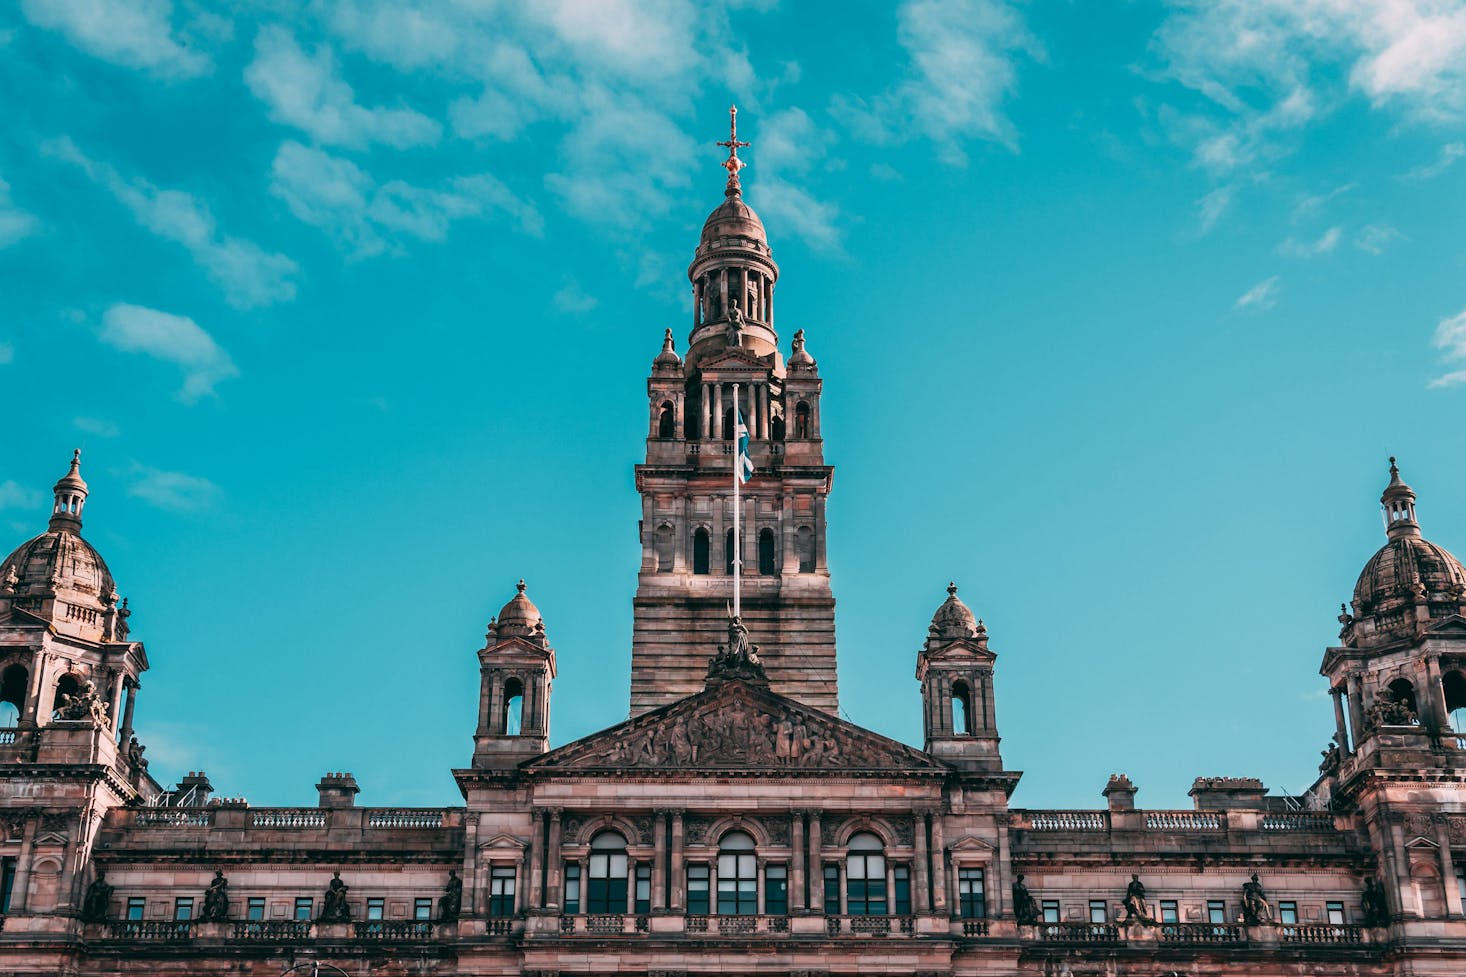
[732,382,741,619]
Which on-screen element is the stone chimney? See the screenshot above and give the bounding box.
[1189,777,1266,811]
[316,771,360,809]
[176,771,213,807]
[1103,773,1138,811]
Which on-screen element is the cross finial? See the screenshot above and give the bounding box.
[716,105,750,196]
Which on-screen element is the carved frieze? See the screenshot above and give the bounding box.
[1404,813,1434,839]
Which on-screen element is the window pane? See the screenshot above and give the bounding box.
[1279,901,1297,925]
[367,898,384,921]
[415,898,433,921]
[1160,900,1178,924]
[174,898,193,921]
[823,864,840,915]
[894,865,911,915]
[294,898,312,921]
[564,864,580,915]
[1208,900,1226,924]
[1326,901,1345,925]
[766,865,788,915]
[127,898,146,921]
[247,897,266,921]
[1041,900,1060,924]
[957,868,984,919]
[688,864,710,915]
[1089,900,1107,924]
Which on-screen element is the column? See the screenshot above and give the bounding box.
[652,810,668,911]
[781,492,796,573]
[1436,816,1463,917]
[769,282,775,328]
[670,811,685,911]
[790,811,806,912]
[1331,687,1350,753]
[527,810,546,910]
[758,386,770,440]
[118,682,138,742]
[814,496,829,570]
[930,815,947,914]
[913,811,930,914]
[693,282,701,328]
[1424,657,1447,731]
[675,497,689,572]
[808,811,824,913]
[545,809,563,909]
[702,384,713,440]
[1347,674,1367,746]
[10,817,36,912]
[22,653,46,726]
[719,269,728,319]
[713,384,723,440]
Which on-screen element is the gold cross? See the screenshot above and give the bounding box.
[716,105,749,192]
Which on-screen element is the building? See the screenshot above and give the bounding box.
[1,114,1465,977]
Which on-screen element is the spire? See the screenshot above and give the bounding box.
[49,449,89,534]
[1381,456,1420,540]
[716,105,750,197]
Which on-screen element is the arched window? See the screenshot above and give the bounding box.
[1444,671,1466,732]
[693,529,710,575]
[1388,678,1419,722]
[796,526,815,574]
[951,680,972,735]
[51,674,81,721]
[501,677,523,735]
[758,529,776,575]
[587,831,629,914]
[846,832,887,916]
[655,523,675,573]
[658,401,676,440]
[717,830,757,915]
[726,529,739,575]
[0,664,27,728]
[794,402,811,439]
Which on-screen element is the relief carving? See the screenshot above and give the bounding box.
[560,815,585,843]
[1404,813,1434,839]
[762,817,791,846]
[632,815,655,846]
[1447,816,1466,844]
[894,816,915,846]
[683,815,712,846]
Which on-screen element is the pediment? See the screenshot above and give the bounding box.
[948,834,996,853]
[1427,614,1466,636]
[480,832,528,850]
[922,639,995,665]
[34,832,68,846]
[699,349,768,373]
[529,681,948,775]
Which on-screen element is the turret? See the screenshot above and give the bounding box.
[472,580,556,767]
[917,583,1004,772]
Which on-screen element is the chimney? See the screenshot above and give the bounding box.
[316,771,360,809]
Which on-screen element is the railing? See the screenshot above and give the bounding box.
[586,914,624,935]
[0,729,15,745]
[353,920,434,940]
[1160,923,1245,944]
[686,914,709,933]
[1260,812,1334,831]
[107,920,193,941]
[367,809,444,829]
[824,915,914,936]
[232,920,312,940]
[707,915,791,935]
[1144,811,1222,830]
[486,917,515,936]
[1039,923,1122,944]
[556,914,650,935]
[1280,924,1363,944]
[135,809,212,827]
[251,810,327,828]
[1020,811,1108,831]
[962,919,990,936]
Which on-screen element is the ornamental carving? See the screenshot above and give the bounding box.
[762,817,791,846]
[684,815,713,846]
[1448,816,1466,844]
[632,816,655,846]
[894,816,915,846]
[1404,813,1434,839]
[560,815,585,843]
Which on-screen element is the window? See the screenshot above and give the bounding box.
[1207,900,1227,924]
[957,867,985,919]
[1457,864,1466,902]
[501,678,523,735]
[794,402,811,439]
[247,897,266,921]
[1089,900,1108,924]
[893,864,912,915]
[765,864,788,916]
[294,897,312,921]
[1041,900,1060,924]
[658,401,675,440]
[0,857,14,915]
[687,864,710,914]
[635,863,651,915]
[563,863,581,915]
[364,897,384,934]
[758,529,776,575]
[951,681,972,735]
[1445,671,1466,733]
[0,664,27,727]
[489,865,516,917]
[127,897,146,921]
[414,898,433,921]
[1326,901,1345,925]
[718,831,757,915]
[692,529,710,575]
[845,832,887,916]
[1278,901,1298,925]
[1160,900,1179,924]
[174,897,194,921]
[587,831,629,913]
[51,674,81,720]
[823,864,840,915]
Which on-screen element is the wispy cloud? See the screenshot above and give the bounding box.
[244,26,440,150]
[1291,183,1355,222]
[21,0,211,79]
[552,278,598,314]
[1403,141,1466,180]
[0,481,43,512]
[1196,184,1234,234]
[125,463,221,513]
[1235,275,1281,312]
[1279,226,1342,258]
[0,176,38,248]
[99,303,238,401]
[1429,305,1466,388]
[74,416,120,438]
[270,141,542,256]
[750,107,843,251]
[46,137,298,308]
[1355,224,1406,255]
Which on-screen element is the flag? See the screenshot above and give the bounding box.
[735,408,754,483]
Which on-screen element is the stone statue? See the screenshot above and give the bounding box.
[200,870,230,922]
[1366,696,1417,729]
[0,565,18,595]
[1241,873,1272,924]
[727,615,760,666]
[81,868,114,922]
[1361,877,1389,927]
[127,736,149,772]
[319,871,350,922]
[1121,874,1152,925]
[1012,874,1040,925]
[438,869,463,923]
[706,614,769,686]
[1319,739,1342,774]
[115,598,131,640]
[58,680,109,724]
[727,298,744,344]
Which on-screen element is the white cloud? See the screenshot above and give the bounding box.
[553,278,598,314]
[270,141,542,256]
[743,107,843,251]
[1291,183,1355,222]
[21,0,210,78]
[1279,226,1342,258]
[832,0,1040,162]
[1196,185,1234,234]
[99,303,238,401]
[46,138,297,308]
[0,176,38,248]
[1235,275,1281,312]
[244,26,440,150]
[1430,305,1466,388]
[1403,141,1466,179]
[74,416,120,438]
[1355,224,1406,255]
[125,463,221,513]
[0,481,43,512]
[0,341,11,365]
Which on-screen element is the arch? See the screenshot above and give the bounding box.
[845,831,888,916]
[951,680,973,735]
[50,674,82,720]
[0,664,27,728]
[718,830,757,915]
[655,522,675,573]
[794,401,811,439]
[796,526,815,574]
[1444,671,1466,732]
[1387,678,1418,721]
[587,830,629,914]
[830,818,897,849]
[657,401,676,440]
[692,529,711,575]
[758,529,776,575]
[501,677,523,735]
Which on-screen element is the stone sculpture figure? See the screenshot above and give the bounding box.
[319,871,351,922]
[58,680,109,724]
[1012,874,1041,926]
[81,868,113,922]
[1121,874,1152,925]
[439,869,463,923]
[200,870,230,922]
[1361,877,1390,927]
[1241,873,1272,924]
[127,736,149,772]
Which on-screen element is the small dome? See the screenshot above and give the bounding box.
[495,579,543,634]
[1352,536,1466,615]
[699,194,767,252]
[0,531,119,641]
[788,329,815,368]
[654,328,682,369]
[930,583,979,640]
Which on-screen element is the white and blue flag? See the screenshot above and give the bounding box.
[735,408,755,483]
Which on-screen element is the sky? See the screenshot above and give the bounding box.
[2,0,1466,811]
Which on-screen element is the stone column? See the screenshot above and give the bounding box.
[1331,687,1350,753]
[652,810,668,911]
[546,809,563,910]
[1424,657,1447,731]
[10,817,36,912]
[22,652,47,726]
[1436,816,1463,917]
[758,385,770,440]
[814,496,829,571]
[781,492,796,572]
[808,811,824,913]
[693,282,701,329]
[913,811,930,914]
[790,811,806,912]
[1347,674,1367,746]
[930,815,948,915]
[527,810,546,910]
[713,384,723,440]
[118,681,138,743]
[719,269,728,319]
[702,384,712,440]
[669,811,685,911]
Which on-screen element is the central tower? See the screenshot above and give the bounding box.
[630,109,837,715]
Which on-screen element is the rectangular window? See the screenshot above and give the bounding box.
[366,897,384,921]
[127,897,146,921]
[1160,900,1179,924]
[294,897,312,921]
[563,863,581,916]
[414,898,433,921]
[489,865,516,917]
[0,857,14,915]
[765,864,788,916]
[635,863,651,915]
[1458,864,1466,902]
[1207,900,1226,924]
[957,868,986,919]
[1041,900,1060,924]
[718,851,756,915]
[1278,901,1298,925]
[893,864,912,915]
[823,864,840,915]
[174,897,193,921]
[687,864,709,915]
[1326,901,1345,925]
[247,897,266,922]
[1089,900,1108,924]
[587,851,628,914]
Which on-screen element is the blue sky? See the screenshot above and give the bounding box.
[3,0,1466,810]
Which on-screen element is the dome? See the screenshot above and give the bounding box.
[930,583,980,640]
[495,579,543,634]
[699,194,767,251]
[1352,536,1466,615]
[653,328,682,369]
[0,531,119,641]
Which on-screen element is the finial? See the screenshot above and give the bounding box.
[516,579,526,595]
[70,448,81,473]
[947,582,958,597]
[716,104,750,197]
[1389,455,1398,476]
[662,328,675,350]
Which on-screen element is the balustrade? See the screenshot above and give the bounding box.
[1160,923,1245,944]
[107,920,192,941]
[232,920,312,940]
[250,810,326,828]
[353,920,434,940]
[135,809,211,827]
[1280,924,1364,944]
[1038,923,1122,944]
[366,810,444,829]
[1259,812,1334,831]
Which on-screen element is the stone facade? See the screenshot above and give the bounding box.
[1,126,1466,977]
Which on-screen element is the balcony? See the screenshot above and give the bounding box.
[1038,922,1123,944]
[1160,923,1245,944]
[824,915,916,937]
[106,920,193,941]
[1280,924,1364,944]
[354,921,435,940]
[231,920,313,941]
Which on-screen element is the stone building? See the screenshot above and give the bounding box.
[1,116,1466,977]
